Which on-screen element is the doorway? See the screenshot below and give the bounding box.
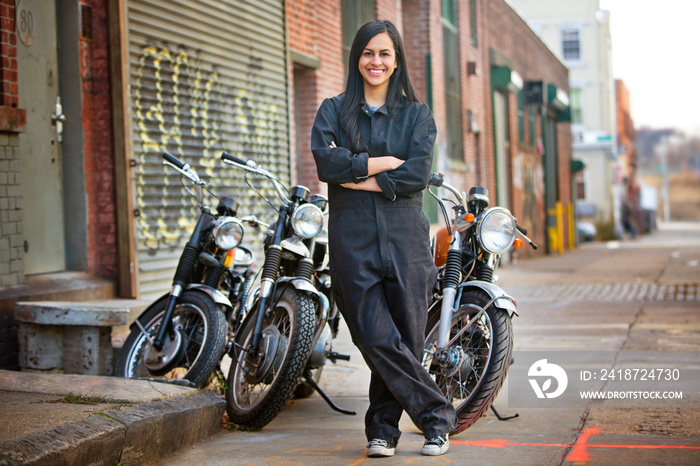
[17,1,66,275]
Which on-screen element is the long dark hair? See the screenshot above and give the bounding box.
[341,20,419,153]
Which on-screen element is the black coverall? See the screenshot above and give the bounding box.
[311,95,457,445]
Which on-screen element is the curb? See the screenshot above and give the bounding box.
[0,391,225,465]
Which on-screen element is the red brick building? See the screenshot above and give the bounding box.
[0,0,572,369]
[287,0,571,255]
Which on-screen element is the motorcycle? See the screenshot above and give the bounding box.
[424,172,537,434]
[221,152,351,430]
[116,153,256,388]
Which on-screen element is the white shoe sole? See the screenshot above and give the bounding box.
[367,447,396,457]
[421,441,449,456]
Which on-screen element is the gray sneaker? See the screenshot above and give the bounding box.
[366,438,396,457]
[421,434,449,456]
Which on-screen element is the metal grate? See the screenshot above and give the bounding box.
[507,283,700,302]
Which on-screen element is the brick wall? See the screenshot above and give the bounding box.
[0,0,23,368]
[82,0,118,279]
[0,0,24,286]
[485,0,571,255]
[376,0,402,31]
[287,0,344,195]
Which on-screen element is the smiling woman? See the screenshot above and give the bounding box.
[311,20,456,458]
[358,32,397,102]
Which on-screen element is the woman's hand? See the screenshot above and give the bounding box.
[341,177,382,192]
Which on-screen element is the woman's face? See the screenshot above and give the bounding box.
[358,32,397,94]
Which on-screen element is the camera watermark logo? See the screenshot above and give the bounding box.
[528,359,568,399]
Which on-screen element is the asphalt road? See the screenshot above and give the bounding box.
[158,222,700,465]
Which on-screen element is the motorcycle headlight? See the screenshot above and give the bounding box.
[212,217,244,250]
[291,203,323,239]
[476,207,516,254]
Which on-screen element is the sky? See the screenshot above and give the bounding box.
[599,0,700,135]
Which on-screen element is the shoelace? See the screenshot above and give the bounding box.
[425,436,447,446]
[368,439,393,449]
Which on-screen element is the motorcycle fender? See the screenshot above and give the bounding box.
[457,280,518,317]
[275,277,330,322]
[186,284,233,309]
[128,285,233,331]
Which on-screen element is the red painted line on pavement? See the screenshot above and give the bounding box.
[453,426,700,464]
[565,427,600,462]
[453,440,568,448]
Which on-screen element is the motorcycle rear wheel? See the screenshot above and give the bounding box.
[115,291,227,388]
[423,289,513,435]
[226,287,315,429]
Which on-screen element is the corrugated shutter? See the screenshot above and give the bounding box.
[127,0,288,300]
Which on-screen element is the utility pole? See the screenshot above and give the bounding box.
[660,136,670,222]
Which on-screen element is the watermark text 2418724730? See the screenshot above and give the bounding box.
[508,351,697,409]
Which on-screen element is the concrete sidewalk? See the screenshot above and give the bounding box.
[0,370,225,465]
[0,222,697,465]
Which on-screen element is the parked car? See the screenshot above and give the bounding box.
[577,221,597,242]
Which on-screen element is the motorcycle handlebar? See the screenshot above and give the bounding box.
[163,152,186,170]
[221,151,290,204]
[162,152,203,185]
[221,151,248,166]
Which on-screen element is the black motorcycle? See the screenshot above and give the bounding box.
[424,172,537,434]
[116,153,255,388]
[221,152,351,429]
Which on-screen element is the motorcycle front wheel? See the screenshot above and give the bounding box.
[226,287,315,429]
[423,289,513,434]
[115,291,227,388]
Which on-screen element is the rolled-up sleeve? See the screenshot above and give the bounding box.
[311,98,369,184]
[376,104,436,199]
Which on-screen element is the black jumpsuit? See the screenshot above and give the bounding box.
[311,95,457,445]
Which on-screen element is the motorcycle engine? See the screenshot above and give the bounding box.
[308,324,332,368]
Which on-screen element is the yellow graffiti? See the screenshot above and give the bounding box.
[132,42,287,257]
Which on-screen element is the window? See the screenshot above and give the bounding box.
[470,0,478,46]
[569,88,583,124]
[575,170,586,200]
[517,89,525,143]
[341,0,374,71]
[442,0,464,161]
[528,105,536,146]
[561,29,581,61]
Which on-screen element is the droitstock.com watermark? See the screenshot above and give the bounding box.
[507,351,698,409]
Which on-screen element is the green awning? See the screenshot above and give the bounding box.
[571,159,585,172]
[492,66,523,93]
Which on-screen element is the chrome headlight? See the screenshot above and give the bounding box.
[476,207,516,254]
[212,217,244,250]
[291,203,324,239]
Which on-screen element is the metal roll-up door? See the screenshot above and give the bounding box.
[127,0,288,299]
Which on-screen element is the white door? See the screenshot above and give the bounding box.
[17,1,66,274]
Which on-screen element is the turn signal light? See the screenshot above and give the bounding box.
[513,238,523,248]
[465,213,475,222]
[224,248,236,267]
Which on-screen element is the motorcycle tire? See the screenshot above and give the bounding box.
[226,287,315,429]
[423,289,513,435]
[115,290,227,389]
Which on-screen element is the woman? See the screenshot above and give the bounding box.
[311,20,456,457]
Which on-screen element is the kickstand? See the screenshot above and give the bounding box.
[303,371,356,416]
[490,405,519,421]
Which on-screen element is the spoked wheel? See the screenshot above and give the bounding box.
[226,287,315,429]
[115,291,227,388]
[422,289,513,434]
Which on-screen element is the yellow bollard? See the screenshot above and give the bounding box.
[556,202,564,255]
